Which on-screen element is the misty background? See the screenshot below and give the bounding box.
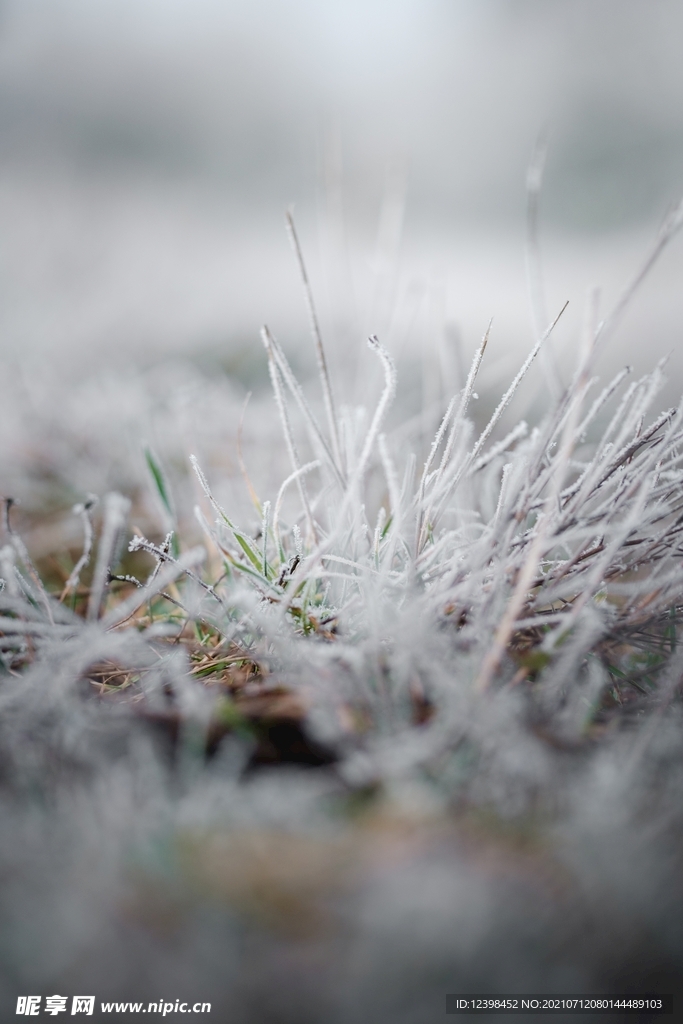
[2,0,683,524]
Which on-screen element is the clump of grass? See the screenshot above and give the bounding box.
[2,200,683,1011]
[7,209,682,744]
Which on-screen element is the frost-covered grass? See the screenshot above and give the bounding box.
[2,204,683,1020]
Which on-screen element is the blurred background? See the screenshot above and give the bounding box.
[2,0,683,525]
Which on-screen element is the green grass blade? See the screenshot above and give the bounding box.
[144,447,180,557]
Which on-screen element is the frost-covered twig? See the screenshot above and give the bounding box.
[63,495,98,597]
[104,544,207,629]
